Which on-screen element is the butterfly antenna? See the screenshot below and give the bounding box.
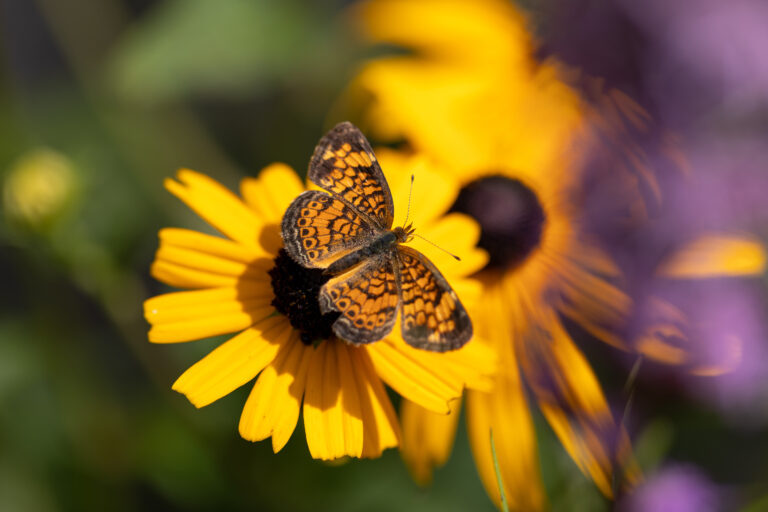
[403,174,415,227]
[414,234,461,261]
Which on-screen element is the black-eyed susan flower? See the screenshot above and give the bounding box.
[144,148,493,460]
[350,0,766,508]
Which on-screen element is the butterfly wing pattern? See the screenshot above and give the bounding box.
[307,122,394,230]
[281,121,472,352]
[318,254,400,344]
[397,246,472,351]
[280,190,377,269]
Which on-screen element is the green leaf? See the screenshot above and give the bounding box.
[109,0,318,103]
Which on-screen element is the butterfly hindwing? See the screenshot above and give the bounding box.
[308,121,394,229]
[319,252,400,344]
[281,190,377,269]
[396,246,472,352]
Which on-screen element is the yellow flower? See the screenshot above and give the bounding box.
[351,0,766,508]
[144,149,493,461]
[3,148,78,229]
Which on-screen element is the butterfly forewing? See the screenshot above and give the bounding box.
[397,246,472,352]
[308,121,394,229]
[281,190,377,269]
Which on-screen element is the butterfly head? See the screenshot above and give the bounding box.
[393,223,415,244]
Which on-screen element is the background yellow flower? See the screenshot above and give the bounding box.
[351,0,767,509]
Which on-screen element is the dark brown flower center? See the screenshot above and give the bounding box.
[269,249,339,345]
[451,175,546,271]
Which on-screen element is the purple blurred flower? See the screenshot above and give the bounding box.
[591,133,768,416]
[619,0,768,123]
[621,465,723,512]
[567,45,768,416]
[539,0,768,130]
[632,276,768,418]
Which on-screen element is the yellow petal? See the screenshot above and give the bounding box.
[350,348,401,458]
[157,228,267,262]
[558,302,629,351]
[400,399,461,485]
[148,306,274,344]
[548,257,631,350]
[239,332,312,452]
[520,309,625,498]
[155,245,252,278]
[539,405,640,498]
[165,169,264,249]
[241,163,304,223]
[150,228,274,290]
[145,286,275,343]
[367,337,463,414]
[466,385,544,511]
[408,212,489,278]
[636,329,687,366]
[357,0,529,70]
[572,239,621,277]
[633,297,742,375]
[144,287,272,324]
[151,260,240,289]
[658,234,766,278]
[172,315,289,407]
[465,283,545,511]
[303,342,365,459]
[378,150,458,230]
[154,236,272,279]
[413,334,496,393]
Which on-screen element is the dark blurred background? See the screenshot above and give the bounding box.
[1,0,767,510]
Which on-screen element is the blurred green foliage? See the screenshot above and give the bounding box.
[110,0,331,102]
[1,0,767,511]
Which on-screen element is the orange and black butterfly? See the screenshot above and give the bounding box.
[281,122,472,352]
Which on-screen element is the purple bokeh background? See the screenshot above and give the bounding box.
[620,464,724,512]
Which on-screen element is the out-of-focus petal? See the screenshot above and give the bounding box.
[165,169,264,249]
[240,163,304,223]
[550,255,631,350]
[409,212,489,278]
[356,0,530,71]
[172,315,289,407]
[466,284,545,511]
[520,308,638,498]
[635,297,744,376]
[303,342,365,459]
[658,234,766,278]
[400,398,461,485]
[378,150,457,227]
[571,239,622,277]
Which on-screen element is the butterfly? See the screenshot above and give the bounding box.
[281,121,472,352]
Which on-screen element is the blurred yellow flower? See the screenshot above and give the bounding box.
[351,0,765,508]
[144,152,493,460]
[3,148,78,229]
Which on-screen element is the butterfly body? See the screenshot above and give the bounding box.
[281,122,472,352]
[325,225,413,275]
